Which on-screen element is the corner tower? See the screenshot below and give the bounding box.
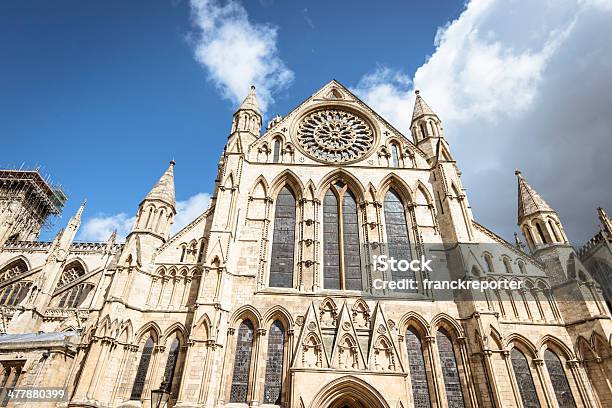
[130,160,176,243]
[410,90,445,160]
[516,170,568,251]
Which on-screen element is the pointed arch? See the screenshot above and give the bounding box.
[505,333,538,358]
[135,321,162,343]
[193,313,211,340]
[223,172,235,189]
[97,315,112,337]
[249,175,269,199]
[262,305,294,330]
[269,169,304,199]
[414,181,434,205]
[162,322,188,344]
[118,320,134,344]
[430,313,464,337]
[230,305,262,330]
[57,258,88,288]
[377,173,414,204]
[309,375,391,408]
[0,256,30,281]
[399,312,431,338]
[316,168,367,203]
[538,335,575,360]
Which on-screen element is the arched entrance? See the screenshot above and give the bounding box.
[309,376,390,408]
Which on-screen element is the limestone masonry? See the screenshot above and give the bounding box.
[0,81,611,408]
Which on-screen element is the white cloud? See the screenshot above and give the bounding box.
[352,67,414,132]
[172,192,212,234]
[78,192,211,242]
[190,0,294,112]
[353,0,612,242]
[78,213,135,242]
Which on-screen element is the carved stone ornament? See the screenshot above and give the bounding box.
[297,108,374,163]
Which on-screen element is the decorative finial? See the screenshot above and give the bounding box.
[170,159,176,167]
[250,85,256,91]
[515,169,522,177]
[415,89,420,95]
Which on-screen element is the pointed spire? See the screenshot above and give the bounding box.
[236,85,261,116]
[598,207,612,236]
[516,170,554,222]
[412,89,437,122]
[66,200,86,229]
[144,160,176,208]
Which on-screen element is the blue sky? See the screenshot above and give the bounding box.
[2,0,611,244]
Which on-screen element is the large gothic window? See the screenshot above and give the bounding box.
[384,189,414,290]
[436,329,465,408]
[162,338,180,392]
[57,261,86,288]
[544,349,576,408]
[511,348,541,408]
[230,320,255,403]
[263,320,285,404]
[0,260,28,282]
[130,336,155,400]
[0,282,32,306]
[57,283,94,308]
[269,186,296,288]
[323,181,362,290]
[405,327,431,408]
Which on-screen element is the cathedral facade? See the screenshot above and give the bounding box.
[0,81,611,408]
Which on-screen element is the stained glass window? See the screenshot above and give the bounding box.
[57,261,86,288]
[323,181,362,290]
[269,187,296,288]
[384,189,414,291]
[544,349,576,408]
[230,320,254,403]
[0,282,32,306]
[406,327,431,408]
[436,329,465,408]
[323,189,340,289]
[58,283,94,308]
[0,259,28,282]
[130,336,154,400]
[263,320,285,404]
[162,338,180,392]
[342,189,361,290]
[511,348,541,408]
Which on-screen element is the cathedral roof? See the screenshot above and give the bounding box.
[236,85,261,116]
[516,170,554,221]
[412,90,437,122]
[144,160,176,208]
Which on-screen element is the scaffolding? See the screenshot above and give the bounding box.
[0,169,67,242]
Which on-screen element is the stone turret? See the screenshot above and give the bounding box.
[516,170,568,252]
[130,160,176,242]
[410,90,446,160]
[231,85,262,137]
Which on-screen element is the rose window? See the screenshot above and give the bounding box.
[297,109,374,162]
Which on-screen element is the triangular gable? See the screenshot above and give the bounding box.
[293,302,329,368]
[254,79,428,162]
[330,301,367,370]
[367,302,403,372]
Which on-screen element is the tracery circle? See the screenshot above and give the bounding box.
[297,109,374,162]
